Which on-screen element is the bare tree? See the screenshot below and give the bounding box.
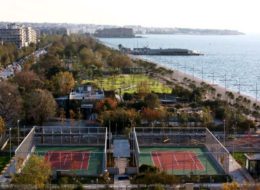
[0,81,22,124]
[24,89,57,124]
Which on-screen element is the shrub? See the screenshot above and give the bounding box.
[139,164,159,173]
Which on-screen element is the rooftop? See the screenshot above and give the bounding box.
[245,153,260,161]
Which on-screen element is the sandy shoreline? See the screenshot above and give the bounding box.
[163,66,260,108]
[133,55,260,110]
[107,44,259,108]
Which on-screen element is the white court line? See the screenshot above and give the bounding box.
[80,152,85,169]
[47,151,53,161]
[173,152,179,166]
[155,152,162,170]
[188,152,197,170]
[86,152,90,170]
[63,153,68,166]
[151,152,156,167]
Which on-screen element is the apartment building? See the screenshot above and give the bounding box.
[0,24,37,48]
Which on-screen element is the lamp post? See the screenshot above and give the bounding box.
[223,119,226,146]
[9,128,12,159]
[232,124,236,157]
[17,119,20,144]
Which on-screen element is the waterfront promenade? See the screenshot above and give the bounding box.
[154,65,260,113]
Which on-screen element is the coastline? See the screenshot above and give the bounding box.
[101,39,260,110]
[134,56,260,109]
[170,68,257,104]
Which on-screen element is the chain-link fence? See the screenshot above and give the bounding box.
[205,128,229,173]
[132,127,230,176]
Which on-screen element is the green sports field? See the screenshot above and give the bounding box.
[82,74,172,94]
[139,146,225,175]
[35,146,104,175]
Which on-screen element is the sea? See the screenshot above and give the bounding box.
[99,34,260,98]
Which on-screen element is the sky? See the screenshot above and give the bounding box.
[1,0,260,33]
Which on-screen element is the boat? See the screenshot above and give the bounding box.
[118,44,203,56]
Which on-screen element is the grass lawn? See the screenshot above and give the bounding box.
[233,152,246,167]
[82,74,172,94]
[0,155,10,172]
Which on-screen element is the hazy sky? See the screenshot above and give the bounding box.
[1,0,260,33]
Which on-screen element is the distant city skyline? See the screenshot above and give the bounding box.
[1,0,260,33]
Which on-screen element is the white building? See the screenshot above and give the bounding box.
[0,24,37,48]
[69,85,105,100]
[25,27,37,45]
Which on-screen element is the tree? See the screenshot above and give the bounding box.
[222,182,240,190]
[79,48,103,68]
[14,71,43,93]
[178,111,189,124]
[141,108,165,126]
[0,81,22,124]
[12,155,51,189]
[58,108,66,124]
[24,89,57,124]
[95,98,118,112]
[99,108,134,133]
[127,109,138,127]
[123,93,134,101]
[35,54,62,77]
[64,44,77,58]
[48,41,65,56]
[190,87,204,102]
[201,107,213,126]
[23,55,35,71]
[139,164,159,173]
[0,116,5,140]
[107,53,132,69]
[137,81,150,98]
[0,43,17,67]
[50,71,75,96]
[38,54,62,70]
[69,109,76,127]
[144,93,160,109]
[97,48,111,60]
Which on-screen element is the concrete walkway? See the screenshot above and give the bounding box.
[113,175,131,190]
[115,158,128,174]
[113,139,130,158]
[228,155,254,184]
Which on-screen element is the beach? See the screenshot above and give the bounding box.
[138,58,260,114]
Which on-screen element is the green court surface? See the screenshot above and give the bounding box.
[35,146,104,175]
[139,146,225,175]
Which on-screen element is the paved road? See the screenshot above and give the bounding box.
[0,45,49,80]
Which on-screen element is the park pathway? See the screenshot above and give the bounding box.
[113,139,130,158]
[229,155,254,184]
[113,139,130,174]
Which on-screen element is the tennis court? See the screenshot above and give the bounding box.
[45,151,90,170]
[139,146,225,175]
[35,146,104,175]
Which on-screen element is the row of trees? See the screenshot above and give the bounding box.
[0,43,36,68]
[140,58,259,132]
[29,34,134,96]
[32,35,133,81]
[1,34,136,127]
[96,93,166,133]
[0,81,57,125]
[12,155,51,189]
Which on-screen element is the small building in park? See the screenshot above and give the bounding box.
[245,153,260,178]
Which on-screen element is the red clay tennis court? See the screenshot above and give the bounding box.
[152,151,205,171]
[45,151,90,170]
